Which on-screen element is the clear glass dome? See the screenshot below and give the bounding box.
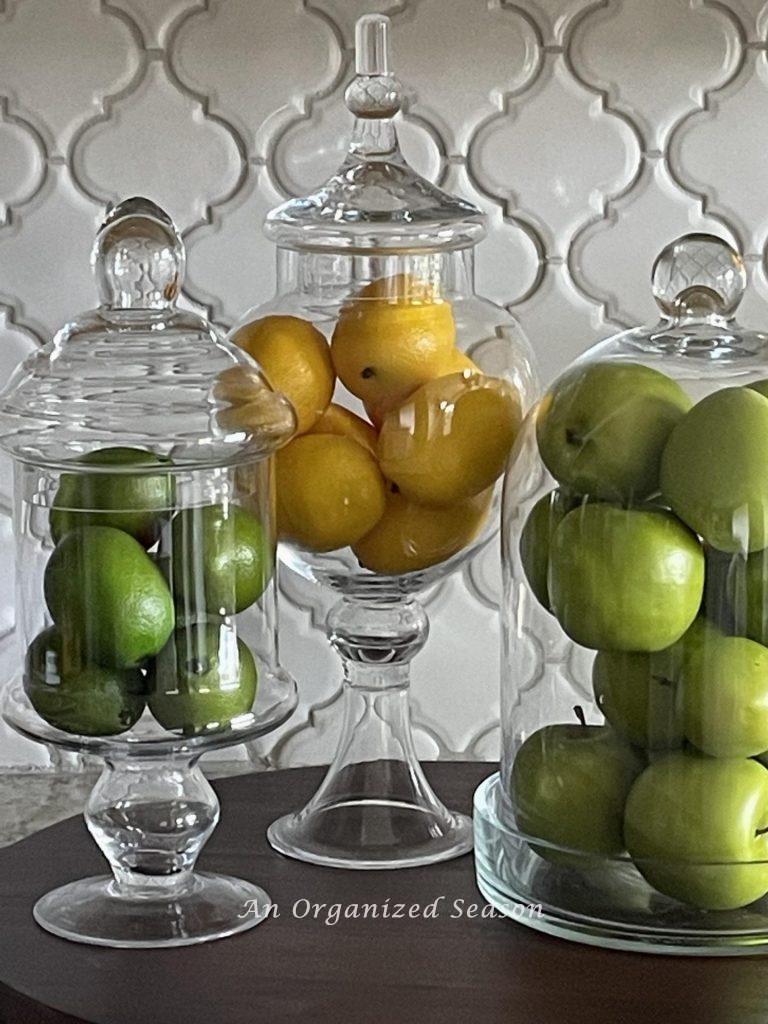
[1,196,295,470]
[0,197,297,947]
[476,233,768,954]
[230,14,538,870]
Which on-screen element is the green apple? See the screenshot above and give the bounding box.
[624,752,768,910]
[519,489,579,610]
[512,721,642,863]
[536,361,691,502]
[548,503,704,651]
[148,621,258,734]
[592,650,683,751]
[592,618,718,749]
[661,387,768,553]
[748,379,768,400]
[680,633,768,758]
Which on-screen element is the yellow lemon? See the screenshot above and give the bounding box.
[331,275,456,408]
[378,372,522,507]
[276,434,386,552]
[310,403,377,455]
[363,350,479,428]
[232,315,334,434]
[354,487,492,575]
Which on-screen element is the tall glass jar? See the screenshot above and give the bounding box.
[231,15,538,869]
[475,233,768,954]
[0,198,297,947]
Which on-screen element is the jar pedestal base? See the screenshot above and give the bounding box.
[33,873,271,948]
[474,773,768,957]
[268,758,472,870]
[269,599,473,869]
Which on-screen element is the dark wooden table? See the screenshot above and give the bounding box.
[2,762,768,1023]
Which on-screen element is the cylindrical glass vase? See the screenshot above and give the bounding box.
[476,233,768,954]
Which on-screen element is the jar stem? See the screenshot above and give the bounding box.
[266,597,473,868]
[85,755,219,895]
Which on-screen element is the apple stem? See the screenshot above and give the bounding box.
[573,705,587,728]
[756,827,768,837]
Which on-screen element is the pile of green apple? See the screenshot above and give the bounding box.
[515,362,768,911]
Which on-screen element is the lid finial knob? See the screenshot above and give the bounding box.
[355,13,390,75]
[652,233,746,322]
[345,14,402,121]
[92,196,185,312]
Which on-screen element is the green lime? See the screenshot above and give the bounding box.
[50,447,174,548]
[24,626,145,736]
[44,526,175,668]
[167,504,271,617]
[148,622,258,733]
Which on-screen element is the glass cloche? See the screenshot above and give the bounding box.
[475,232,768,954]
[231,14,538,869]
[0,197,298,947]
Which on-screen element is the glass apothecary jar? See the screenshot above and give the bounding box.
[0,197,298,947]
[474,233,768,954]
[231,15,538,869]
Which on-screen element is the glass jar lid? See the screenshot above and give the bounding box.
[264,14,485,255]
[608,233,768,359]
[0,197,296,469]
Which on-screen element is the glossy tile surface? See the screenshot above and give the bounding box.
[0,0,764,769]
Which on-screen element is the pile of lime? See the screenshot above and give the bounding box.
[25,447,268,738]
[517,363,768,912]
[233,274,522,575]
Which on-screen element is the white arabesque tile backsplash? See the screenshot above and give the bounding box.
[1,0,767,769]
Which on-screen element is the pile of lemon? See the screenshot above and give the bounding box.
[234,275,521,575]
